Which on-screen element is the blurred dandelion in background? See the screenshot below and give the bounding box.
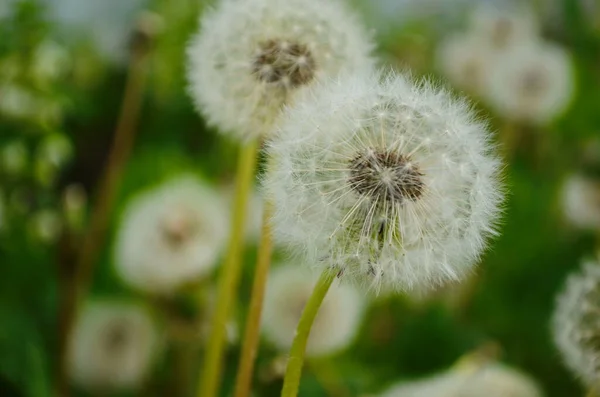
[67,300,161,392]
[262,264,365,356]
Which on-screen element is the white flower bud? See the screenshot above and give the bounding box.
[264,71,504,293]
[186,0,374,140]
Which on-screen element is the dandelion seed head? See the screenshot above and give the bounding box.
[186,0,374,140]
[469,4,538,49]
[486,41,574,124]
[553,258,600,388]
[67,301,160,391]
[114,176,229,295]
[436,34,493,95]
[264,71,504,293]
[380,362,542,397]
[561,174,600,231]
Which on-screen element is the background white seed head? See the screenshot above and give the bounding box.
[485,41,574,124]
[379,362,543,397]
[67,301,161,392]
[436,33,493,96]
[186,0,374,141]
[468,4,538,50]
[114,175,229,295]
[264,71,504,293]
[561,174,600,231]
[262,264,364,357]
[553,258,600,388]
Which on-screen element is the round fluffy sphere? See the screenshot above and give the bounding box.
[186,0,374,141]
[486,41,574,124]
[262,264,364,356]
[67,301,161,391]
[114,175,229,295]
[468,4,538,50]
[436,33,493,96]
[553,258,600,388]
[264,71,504,293]
[380,362,543,397]
[561,174,600,231]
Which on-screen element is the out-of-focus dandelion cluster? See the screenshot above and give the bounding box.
[1,0,600,397]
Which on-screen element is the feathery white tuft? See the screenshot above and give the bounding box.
[436,34,493,96]
[67,301,160,391]
[114,175,229,295]
[264,71,504,293]
[553,257,600,388]
[468,4,538,50]
[262,264,364,356]
[186,0,374,141]
[561,174,600,231]
[379,362,542,397]
[485,41,574,124]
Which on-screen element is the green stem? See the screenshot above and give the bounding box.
[280,269,336,397]
[197,139,259,397]
[233,203,274,397]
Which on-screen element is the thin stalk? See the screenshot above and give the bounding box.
[233,202,274,397]
[280,269,336,397]
[197,139,259,397]
[56,33,152,397]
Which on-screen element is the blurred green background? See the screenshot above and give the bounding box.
[1,0,600,396]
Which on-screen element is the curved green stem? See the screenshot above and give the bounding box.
[280,269,336,397]
[197,139,259,397]
[233,202,274,397]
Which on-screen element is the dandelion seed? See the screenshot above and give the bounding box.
[186,0,374,140]
[262,264,364,356]
[114,176,229,295]
[379,362,542,397]
[264,71,504,293]
[553,257,600,388]
[67,301,160,392]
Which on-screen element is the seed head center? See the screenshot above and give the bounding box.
[252,39,316,88]
[348,149,424,203]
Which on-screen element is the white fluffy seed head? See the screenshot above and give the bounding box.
[469,4,538,50]
[485,41,574,124]
[264,71,504,293]
[114,175,229,295]
[67,301,160,392]
[262,264,364,356]
[379,362,542,397]
[561,173,600,231]
[553,258,600,388]
[186,0,374,141]
[436,33,493,96]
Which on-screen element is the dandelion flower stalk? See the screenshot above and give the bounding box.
[198,139,259,397]
[280,268,336,397]
[233,202,274,397]
[57,13,160,397]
